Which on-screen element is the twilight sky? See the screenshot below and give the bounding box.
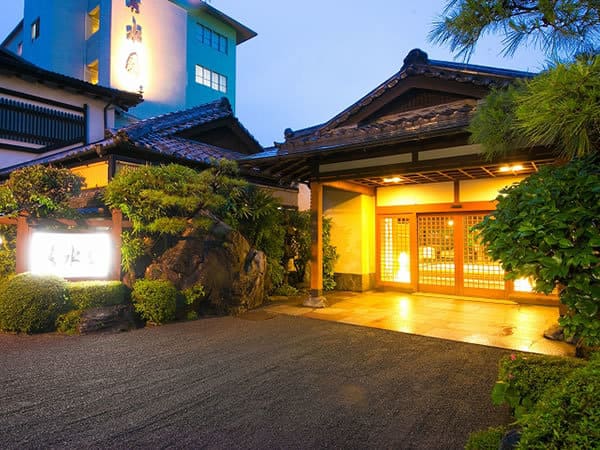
[0,0,548,147]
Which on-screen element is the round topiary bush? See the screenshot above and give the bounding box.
[131,279,177,325]
[0,273,70,333]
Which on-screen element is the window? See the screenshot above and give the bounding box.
[85,60,99,85]
[195,23,227,54]
[195,64,227,93]
[31,18,40,41]
[86,6,100,39]
[17,42,23,56]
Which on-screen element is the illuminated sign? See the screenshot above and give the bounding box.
[29,232,112,279]
[121,0,145,92]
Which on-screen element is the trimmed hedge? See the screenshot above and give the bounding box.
[67,281,129,310]
[517,355,600,449]
[0,273,70,333]
[131,279,177,325]
[491,353,586,418]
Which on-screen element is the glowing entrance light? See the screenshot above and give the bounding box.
[499,164,524,173]
[29,232,112,279]
[383,176,403,183]
[514,277,534,293]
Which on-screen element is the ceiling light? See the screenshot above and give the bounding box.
[383,176,402,183]
[499,164,524,173]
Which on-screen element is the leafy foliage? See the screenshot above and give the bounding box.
[0,225,16,281]
[470,55,600,160]
[323,217,339,291]
[0,273,71,333]
[56,310,83,335]
[515,55,600,158]
[131,279,177,325]
[66,281,129,310]
[0,166,84,218]
[104,161,247,277]
[218,184,286,289]
[468,83,528,157]
[474,155,600,344]
[517,354,600,449]
[491,353,586,418]
[120,231,146,274]
[182,283,206,317]
[105,163,225,234]
[464,425,509,450]
[431,0,600,60]
[283,209,311,286]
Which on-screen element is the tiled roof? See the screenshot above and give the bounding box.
[0,48,142,110]
[133,136,246,163]
[279,49,535,152]
[124,97,233,140]
[0,98,257,176]
[276,100,477,156]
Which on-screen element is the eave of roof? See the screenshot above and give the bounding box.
[0,48,143,109]
[0,20,23,48]
[174,1,257,44]
[0,99,260,176]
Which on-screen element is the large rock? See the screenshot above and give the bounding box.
[144,219,266,314]
[78,305,137,334]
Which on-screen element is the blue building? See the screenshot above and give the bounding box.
[2,0,255,120]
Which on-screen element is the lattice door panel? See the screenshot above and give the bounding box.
[417,215,455,287]
[463,215,505,290]
[380,216,411,283]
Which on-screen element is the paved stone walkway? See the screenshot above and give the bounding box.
[263,291,574,356]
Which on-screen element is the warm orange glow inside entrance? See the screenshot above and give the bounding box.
[380,213,507,296]
[380,217,411,283]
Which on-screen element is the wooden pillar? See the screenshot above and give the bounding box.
[304,181,327,307]
[15,214,29,274]
[110,209,123,281]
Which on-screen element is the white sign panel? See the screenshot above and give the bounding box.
[29,232,112,279]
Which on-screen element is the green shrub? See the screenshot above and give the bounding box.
[67,281,129,310]
[0,273,70,333]
[56,310,83,335]
[181,283,206,318]
[131,279,177,325]
[322,216,338,291]
[517,356,600,449]
[464,425,509,450]
[0,224,16,281]
[491,353,586,418]
[272,284,299,296]
[183,284,206,307]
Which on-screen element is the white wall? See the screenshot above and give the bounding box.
[2,75,113,143]
[110,0,187,117]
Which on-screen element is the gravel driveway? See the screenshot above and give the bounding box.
[0,314,511,449]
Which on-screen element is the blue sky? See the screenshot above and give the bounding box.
[0,0,548,146]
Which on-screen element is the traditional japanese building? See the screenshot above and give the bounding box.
[241,49,558,305]
[2,0,255,120]
[0,47,141,170]
[0,94,299,207]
